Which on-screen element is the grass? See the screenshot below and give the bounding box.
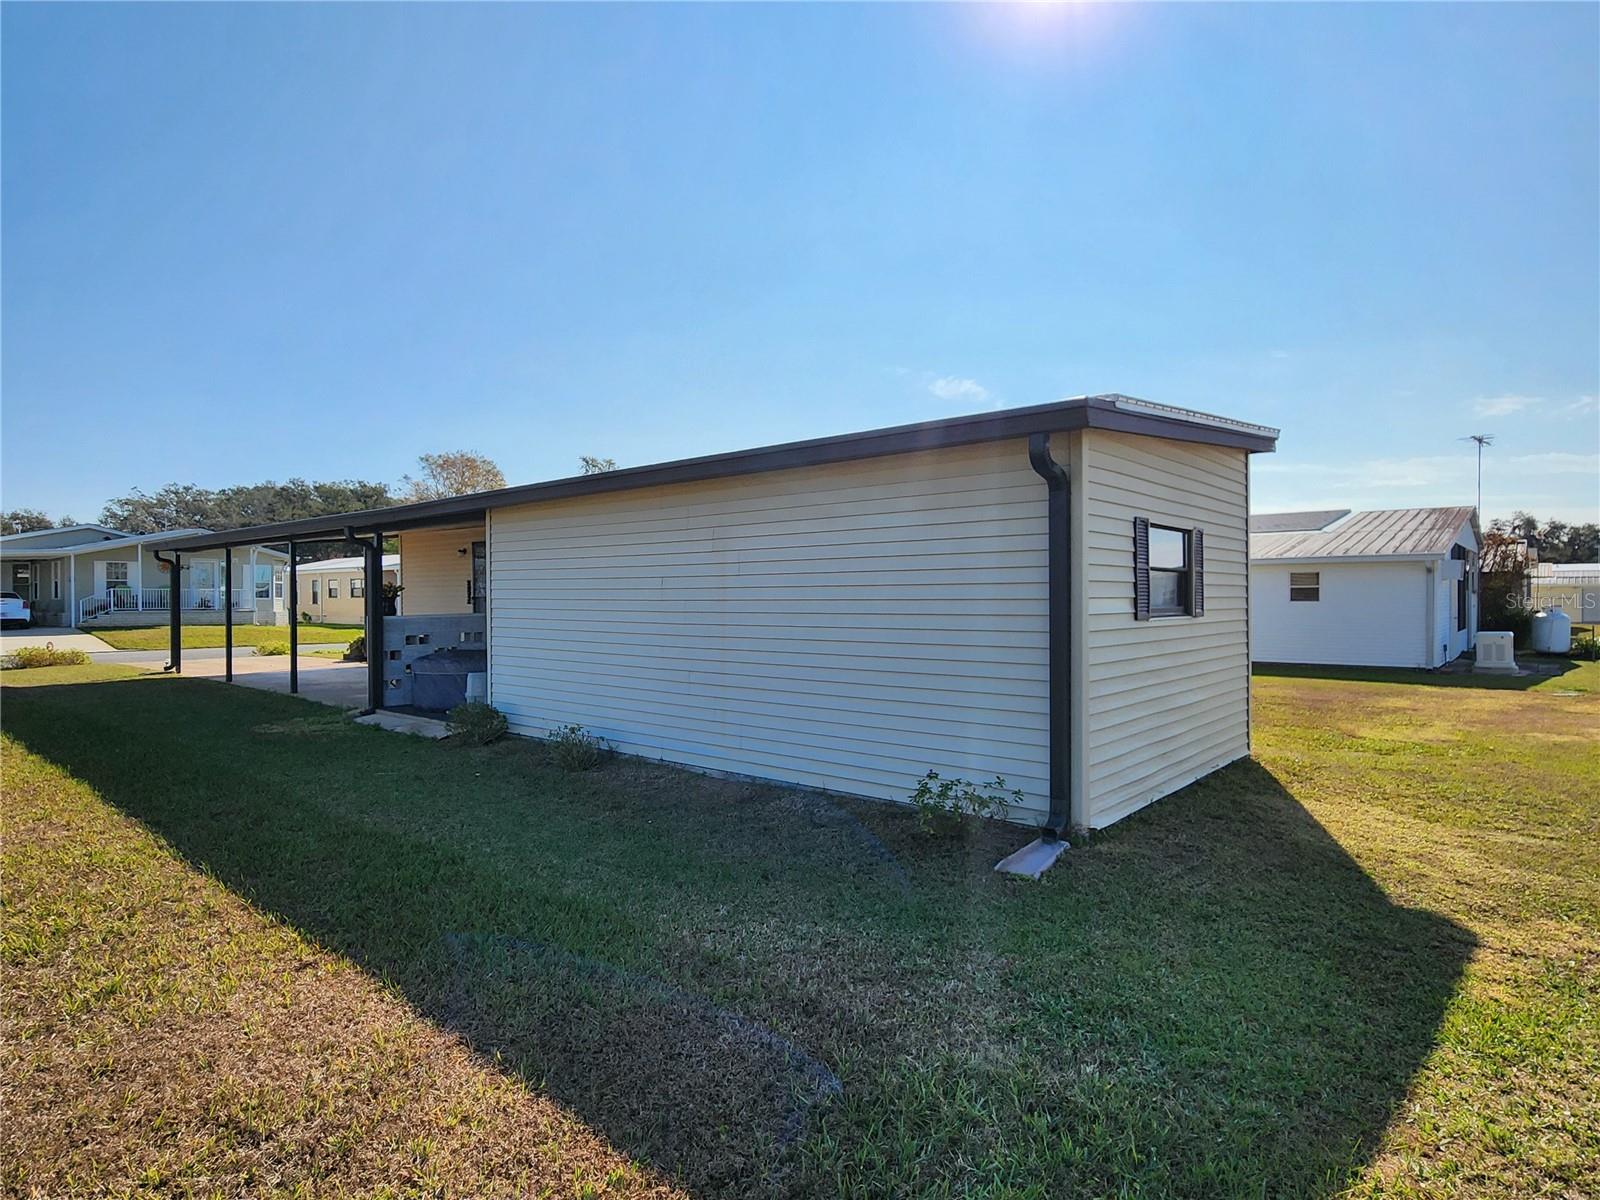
[3,663,1596,1198]
[83,622,363,650]
[1255,655,1600,693]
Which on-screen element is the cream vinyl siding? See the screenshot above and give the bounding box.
[488,441,1052,818]
[396,526,478,614]
[1077,431,1251,828]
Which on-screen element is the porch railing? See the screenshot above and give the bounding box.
[77,587,253,624]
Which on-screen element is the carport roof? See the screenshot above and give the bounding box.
[152,394,1279,553]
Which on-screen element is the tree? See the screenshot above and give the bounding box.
[101,479,397,545]
[579,455,616,475]
[1489,512,1600,564]
[400,451,506,502]
[100,485,217,534]
[2,508,62,533]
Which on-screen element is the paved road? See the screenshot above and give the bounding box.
[0,627,118,653]
[89,643,351,666]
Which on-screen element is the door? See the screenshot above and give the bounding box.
[191,561,218,609]
[470,541,487,614]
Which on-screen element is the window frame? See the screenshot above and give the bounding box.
[327,577,339,599]
[1146,524,1192,618]
[350,577,364,599]
[1289,571,1321,603]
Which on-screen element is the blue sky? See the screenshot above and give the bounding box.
[3,2,1596,524]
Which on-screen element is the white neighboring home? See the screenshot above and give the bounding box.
[1530,562,1600,626]
[0,523,289,628]
[293,553,400,624]
[1249,506,1480,669]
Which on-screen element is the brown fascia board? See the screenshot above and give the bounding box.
[152,395,1280,552]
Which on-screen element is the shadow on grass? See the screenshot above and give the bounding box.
[4,672,1476,1198]
[1255,655,1588,691]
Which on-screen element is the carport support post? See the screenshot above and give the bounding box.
[169,553,182,673]
[288,541,298,694]
[223,546,234,683]
[363,537,384,713]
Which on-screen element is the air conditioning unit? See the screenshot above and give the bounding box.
[1475,630,1517,674]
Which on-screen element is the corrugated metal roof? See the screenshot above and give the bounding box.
[1249,509,1350,534]
[1251,506,1478,561]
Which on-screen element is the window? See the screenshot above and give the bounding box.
[350,578,364,598]
[105,561,129,586]
[310,578,321,605]
[255,565,272,600]
[274,572,284,600]
[327,578,339,599]
[1133,517,1203,619]
[1452,545,1470,632]
[1289,571,1321,602]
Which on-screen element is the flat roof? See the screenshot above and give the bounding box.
[153,394,1279,552]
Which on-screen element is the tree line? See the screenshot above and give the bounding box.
[1490,511,1599,565]
[4,451,616,555]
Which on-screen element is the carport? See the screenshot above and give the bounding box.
[150,496,491,714]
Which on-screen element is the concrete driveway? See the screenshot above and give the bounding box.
[176,654,370,710]
[0,626,117,653]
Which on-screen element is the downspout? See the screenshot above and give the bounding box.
[152,550,181,673]
[1027,433,1071,840]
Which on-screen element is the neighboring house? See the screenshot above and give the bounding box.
[1530,562,1600,626]
[1249,507,1480,669]
[157,395,1280,834]
[293,554,399,624]
[0,524,289,627]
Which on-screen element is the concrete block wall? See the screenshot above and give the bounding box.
[380,613,486,707]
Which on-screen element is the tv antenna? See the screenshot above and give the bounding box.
[1460,433,1494,516]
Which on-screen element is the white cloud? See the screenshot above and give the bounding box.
[929,376,990,403]
[1508,452,1600,474]
[1472,394,1542,418]
[1562,395,1598,417]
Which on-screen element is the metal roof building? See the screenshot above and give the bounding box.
[1249,506,1481,669]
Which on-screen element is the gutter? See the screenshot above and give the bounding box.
[1026,433,1071,840]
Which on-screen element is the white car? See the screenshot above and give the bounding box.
[0,591,32,629]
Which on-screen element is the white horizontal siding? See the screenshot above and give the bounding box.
[1249,561,1430,667]
[489,440,1052,818]
[1079,431,1252,828]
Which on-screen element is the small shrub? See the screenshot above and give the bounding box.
[342,635,367,663]
[548,723,611,771]
[253,640,290,656]
[1572,632,1599,661]
[908,771,1023,834]
[447,702,508,745]
[300,611,313,624]
[1,645,90,670]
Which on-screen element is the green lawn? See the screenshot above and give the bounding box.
[3,663,1596,1198]
[82,622,363,650]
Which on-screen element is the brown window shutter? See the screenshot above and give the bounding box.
[1190,527,1205,616]
[1133,516,1150,620]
